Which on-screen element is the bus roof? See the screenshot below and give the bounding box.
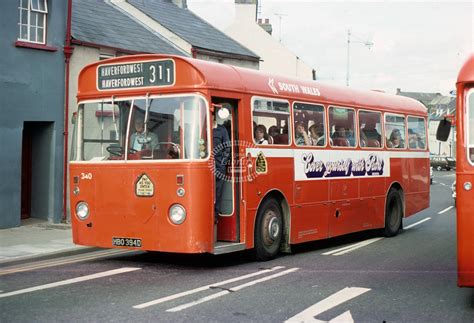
[457,54,474,84]
[78,54,427,116]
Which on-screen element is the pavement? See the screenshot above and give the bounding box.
[0,218,93,265]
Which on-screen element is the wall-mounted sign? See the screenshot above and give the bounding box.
[97,59,175,90]
[135,173,154,197]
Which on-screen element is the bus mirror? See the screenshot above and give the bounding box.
[436,118,451,141]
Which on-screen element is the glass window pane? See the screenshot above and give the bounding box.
[37,27,44,43]
[293,103,326,146]
[329,107,356,147]
[253,99,290,145]
[20,0,28,10]
[37,13,44,27]
[30,0,39,11]
[407,116,426,150]
[21,8,28,24]
[29,25,36,42]
[82,100,131,161]
[30,12,38,27]
[39,0,46,12]
[468,91,474,163]
[385,115,406,149]
[20,25,28,40]
[359,111,382,148]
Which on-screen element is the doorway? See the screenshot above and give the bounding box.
[21,122,55,222]
[212,98,240,242]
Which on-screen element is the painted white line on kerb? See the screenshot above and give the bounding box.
[285,287,371,322]
[166,267,299,312]
[405,217,431,230]
[322,238,383,256]
[0,267,141,298]
[438,206,454,214]
[133,266,285,309]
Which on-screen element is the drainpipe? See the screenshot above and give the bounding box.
[191,47,197,59]
[63,0,74,222]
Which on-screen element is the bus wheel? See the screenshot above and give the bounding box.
[255,198,283,261]
[384,188,403,237]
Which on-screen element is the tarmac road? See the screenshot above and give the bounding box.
[1,170,473,322]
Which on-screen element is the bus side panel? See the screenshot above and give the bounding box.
[405,157,430,217]
[360,177,386,229]
[457,173,474,287]
[292,179,330,243]
[244,156,294,249]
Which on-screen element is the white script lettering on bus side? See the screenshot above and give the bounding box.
[81,173,92,180]
[270,80,321,97]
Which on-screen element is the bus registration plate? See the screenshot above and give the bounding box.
[112,237,142,248]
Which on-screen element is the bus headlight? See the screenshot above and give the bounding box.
[169,204,186,224]
[76,202,90,220]
[464,182,472,191]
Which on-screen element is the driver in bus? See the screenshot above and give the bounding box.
[130,115,158,151]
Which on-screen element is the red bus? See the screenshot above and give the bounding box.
[438,54,474,287]
[70,54,430,260]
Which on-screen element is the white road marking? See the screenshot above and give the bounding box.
[405,217,431,229]
[166,267,299,312]
[285,287,371,322]
[0,249,137,276]
[322,238,384,256]
[438,206,454,214]
[0,267,141,298]
[439,182,447,186]
[133,266,286,309]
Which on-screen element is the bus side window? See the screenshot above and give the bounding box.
[293,102,326,147]
[407,116,427,150]
[385,114,406,149]
[329,106,356,147]
[359,110,382,148]
[252,98,290,145]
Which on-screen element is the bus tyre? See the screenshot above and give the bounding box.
[384,189,403,237]
[255,199,283,261]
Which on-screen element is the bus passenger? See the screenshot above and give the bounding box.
[295,122,311,145]
[387,129,404,148]
[332,124,350,146]
[213,110,231,222]
[309,124,325,146]
[408,129,425,149]
[361,118,381,147]
[268,125,279,144]
[130,115,158,151]
[255,124,269,145]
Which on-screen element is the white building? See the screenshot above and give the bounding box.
[225,0,316,80]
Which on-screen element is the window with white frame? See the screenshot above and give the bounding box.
[18,0,48,44]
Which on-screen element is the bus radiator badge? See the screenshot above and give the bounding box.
[135,173,154,197]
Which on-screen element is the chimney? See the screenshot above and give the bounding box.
[235,0,258,22]
[172,0,187,9]
[396,88,401,95]
[258,17,272,35]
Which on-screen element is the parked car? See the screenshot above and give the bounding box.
[430,166,433,184]
[445,157,456,169]
[430,156,451,171]
[452,181,456,206]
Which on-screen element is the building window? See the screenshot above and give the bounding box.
[18,0,48,44]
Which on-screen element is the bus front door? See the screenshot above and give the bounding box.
[213,99,240,242]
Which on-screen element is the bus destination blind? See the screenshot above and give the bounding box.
[97,60,175,90]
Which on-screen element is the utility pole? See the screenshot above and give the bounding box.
[346,29,374,87]
[274,13,287,43]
